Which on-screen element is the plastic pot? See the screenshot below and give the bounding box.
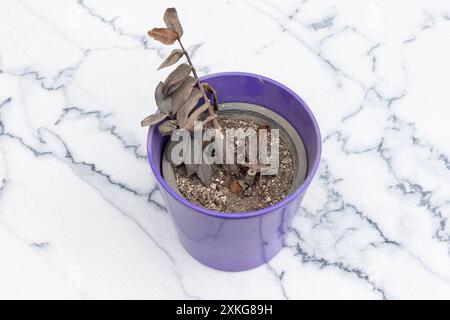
[147,72,321,271]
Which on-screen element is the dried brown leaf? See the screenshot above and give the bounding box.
[185,164,198,176]
[141,113,168,127]
[158,49,184,70]
[182,102,209,130]
[166,80,185,97]
[176,88,203,127]
[158,119,178,135]
[202,115,217,126]
[202,82,219,111]
[171,76,196,114]
[229,178,241,194]
[164,8,183,38]
[165,141,182,166]
[162,63,192,97]
[196,163,212,186]
[148,28,178,45]
[155,81,172,114]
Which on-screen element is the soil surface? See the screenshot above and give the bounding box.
[174,118,294,213]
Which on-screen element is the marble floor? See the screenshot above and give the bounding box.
[0,0,450,299]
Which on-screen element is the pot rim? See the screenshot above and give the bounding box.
[147,71,322,220]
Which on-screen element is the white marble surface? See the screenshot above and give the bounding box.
[0,0,450,300]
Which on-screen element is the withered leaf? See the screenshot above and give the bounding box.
[202,115,217,126]
[162,63,192,97]
[148,28,179,45]
[158,119,178,135]
[166,80,184,97]
[176,88,203,127]
[158,49,184,70]
[230,178,241,194]
[183,136,202,165]
[165,141,175,163]
[202,115,217,130]
[164,8,183,38]
[196,163,212,186]
[165,141,183,167]
[182,102,209,130]
[185,164,198,176]
[171,76,196,114]
[141,113,168,127]
[202,82,219,111]
[155,81,172,114]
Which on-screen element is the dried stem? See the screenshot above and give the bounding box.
[245,168,256,185]
[177,39,223,135]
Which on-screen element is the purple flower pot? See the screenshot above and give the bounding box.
[147,72,321,271]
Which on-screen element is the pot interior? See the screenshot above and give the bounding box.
[162,102,308,198]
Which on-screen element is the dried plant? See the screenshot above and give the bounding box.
[142,8,277,191]
[141,8,221,134]
[141,7,221,185]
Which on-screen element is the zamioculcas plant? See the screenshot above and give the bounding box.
[141,8,222,134]
[141,7,222,185]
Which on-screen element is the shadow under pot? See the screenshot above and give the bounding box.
[147,72,322,271]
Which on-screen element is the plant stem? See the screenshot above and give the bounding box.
[177,39,222,135]
[177,39,199,79]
